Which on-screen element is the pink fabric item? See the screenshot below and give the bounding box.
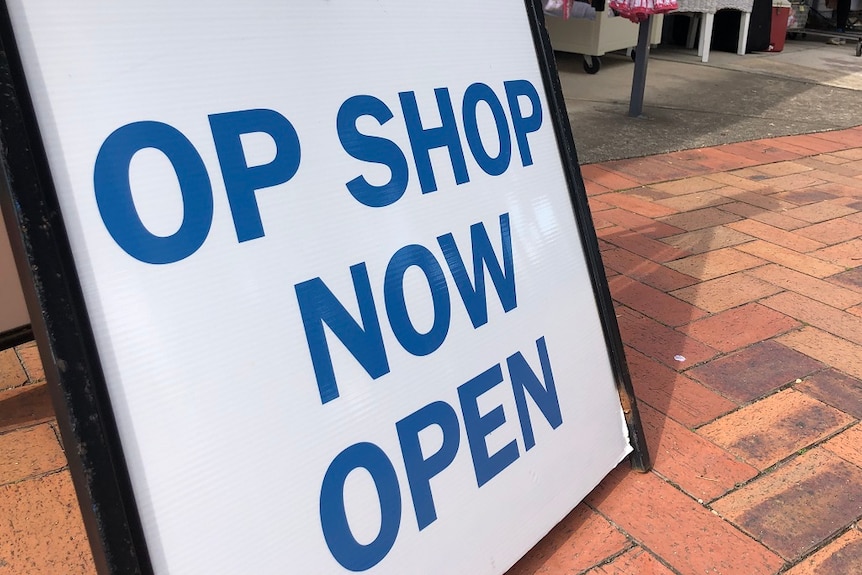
[610,0,678,22]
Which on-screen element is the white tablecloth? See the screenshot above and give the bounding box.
[675,0,753,14]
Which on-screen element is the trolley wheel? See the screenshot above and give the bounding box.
[583,55,602,74]
[788,32,798,39]
[630,49,637,62]
[856,39,862,57]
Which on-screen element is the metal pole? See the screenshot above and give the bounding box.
[628,15,653,117]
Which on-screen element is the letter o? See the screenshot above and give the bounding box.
[384,244,451,357]
[94,121,213,264]
[320,442,402,572]
[462,83,512,177]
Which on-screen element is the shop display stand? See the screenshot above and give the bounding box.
[545,9,663,73]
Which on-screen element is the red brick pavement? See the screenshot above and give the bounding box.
[4,129,862,573]
[511,128,862,575]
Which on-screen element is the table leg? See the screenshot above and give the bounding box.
[686,13,699,49]
[698,12,714,62]
[737,11,751,55]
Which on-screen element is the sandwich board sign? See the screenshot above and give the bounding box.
[0,1,649,573]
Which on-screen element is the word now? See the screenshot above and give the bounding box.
[320,336,563,571]
[92,80,543,264]
[295,213,515,404]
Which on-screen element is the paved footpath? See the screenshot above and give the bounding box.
[3,129,862,573]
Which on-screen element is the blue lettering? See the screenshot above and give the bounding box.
[458,364,519,487]
[296,214,517,403]
[437,213,516,329]
[317,336,564,568]
[337,95,410,208]
[399,89,469,194]
[384,244,451,357]
[396,401,460,531]
[94,121,213,264]
[508,337,562,451]
[320,442,401,572]
[209,109,301,243]
[504,80,543,167]
[461,83,512,176]
[295,263,390,404]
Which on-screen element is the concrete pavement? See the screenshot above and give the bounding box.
[560,34,862,163]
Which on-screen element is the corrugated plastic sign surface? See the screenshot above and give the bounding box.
[6,1,632,573]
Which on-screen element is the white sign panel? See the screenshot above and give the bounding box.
[6,2,632,573]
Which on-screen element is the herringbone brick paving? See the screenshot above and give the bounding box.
[509,128,862,575]
[3,129,862,573]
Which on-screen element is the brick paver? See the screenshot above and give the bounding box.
[0,348,27,391]
[654,190,733,212]
[780,133,855,153]
[649,175,725,195]
[582,547,675,574]
[735,240,845,277]
[698,389,853,470]
[721,199,811,230]
[615,306,719,368]
[587,466,784,575]
[14,342,44,384]
[7,130,862,574]
[706,171,775,191]
[720,140,803,163]
[0,471,97,574]
[660,225,754,254]
[683,302,799,352]
[779,327,862,380]
[640,403,758,501]
[0,424,66,485]
[748,264,862,309]
[600,192,680,218]
[597,156,703,185]
[664,246,767,280]
[795,369,862,419]
[727,219,825,252]
[665,146,761,172]
[508,504,631,575]
[580,163,641,191]
[712,449,862,561]
[608,275,707,327]
[822,423,862,468]
[746,160,811,177]
[828,265,862,290]
[762,291,862,345]
[811,237,862,266]
[625,347,736,427]
[670,271,783,313]
[687,340,824,403]
[784,528,862,575]
[593,207,683,238]
[600,227,692,263]
[786,201,858,224]
[711,185,796,208]
[658,206,742,231]
[601,247,699,291]
[0,383,54,434]
[776,187,842,206]
[588,197,613,215]
[803,167,862,190]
